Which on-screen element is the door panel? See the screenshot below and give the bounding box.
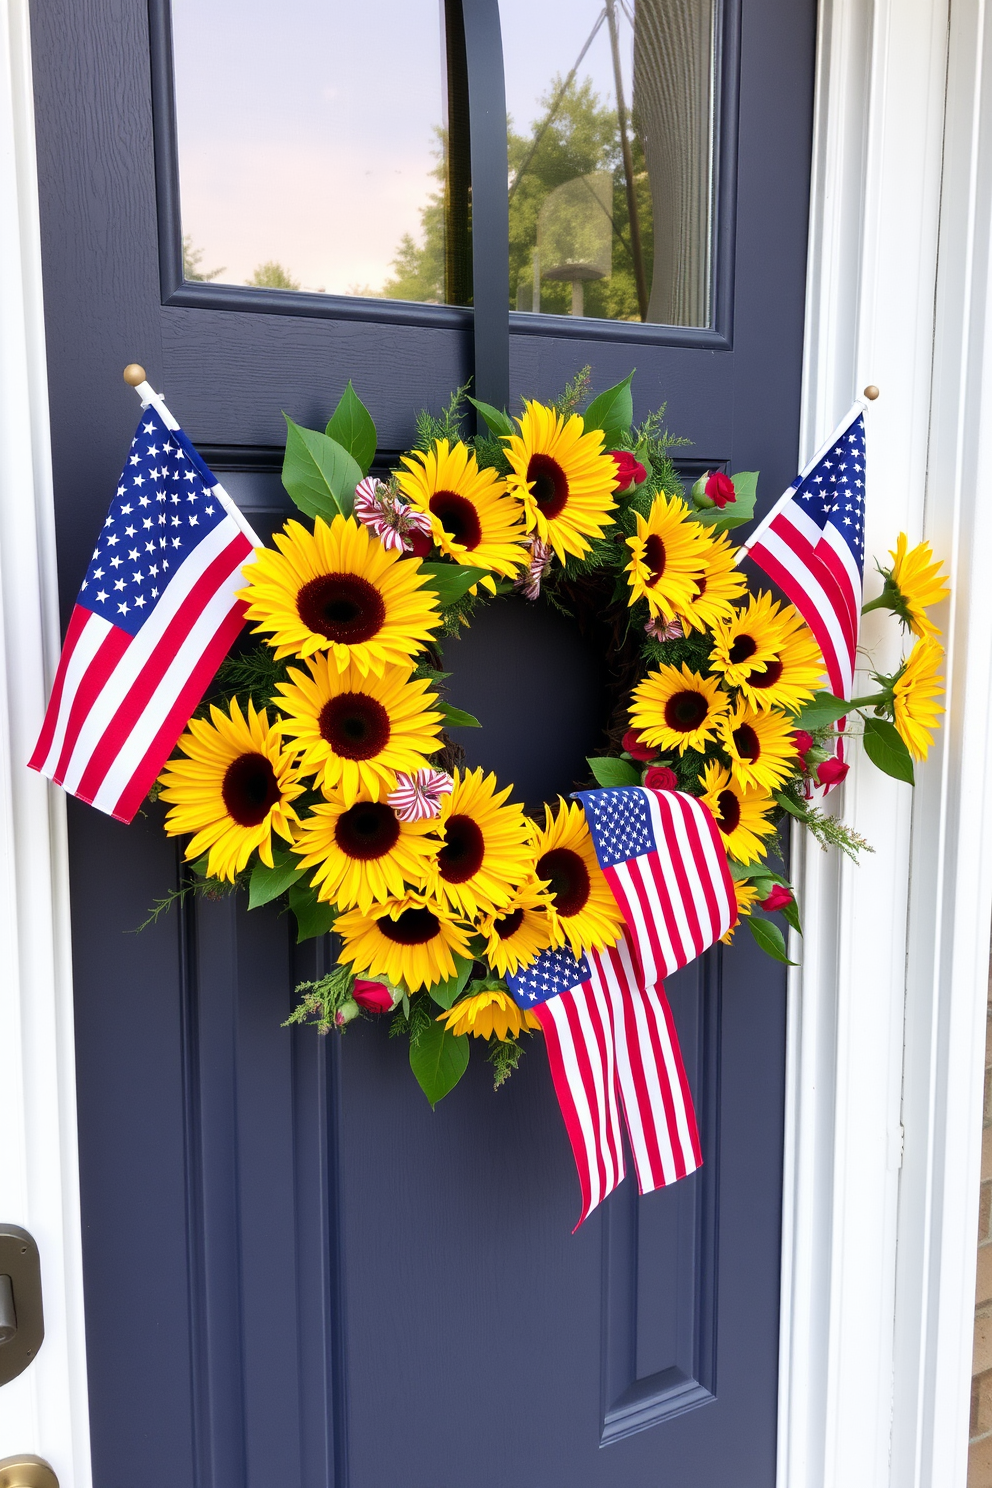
[30,0,815,1482]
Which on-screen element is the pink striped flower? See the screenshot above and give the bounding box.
[353,476,433,554]
[513,536,554,601]
[388,768,454,822]
[644,614,686,641]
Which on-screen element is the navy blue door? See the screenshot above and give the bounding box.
[30,0,815,1482]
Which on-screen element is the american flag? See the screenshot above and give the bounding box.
[741,404,866,701]
[29,403,257,823]
[573,786,737,986]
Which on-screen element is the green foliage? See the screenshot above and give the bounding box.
[325,381,377,475]
[862,716,915,784]
[414,381,472,450]
[205,645,289,714]
[249,845,307,909]
[488,1036,525,1089]
[288,881,336,942]
[581,373,634,447]
[587,756,640,787]
[691,471,758,533]
[467,397,515,438]
[745,915,797,965]
[249,260,301,290]
[438,701,481,729]
[282,416,362,521]
[427,953,477,1010]
[284,964,356,1035]
[417,561,490,608]
[552,366,593,418]
[794,692,852,730]
[182,234,225,282]
[409,1016,470,1107]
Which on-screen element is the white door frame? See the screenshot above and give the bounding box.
[2,0,991,1484]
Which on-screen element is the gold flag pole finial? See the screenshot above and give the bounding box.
[863,384,880,400]
[122,363,146,387]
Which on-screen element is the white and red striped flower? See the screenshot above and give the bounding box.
[388,767,454,822]
[513,535,554,600]
[353,476,433,554]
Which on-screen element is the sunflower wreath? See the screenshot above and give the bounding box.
[150,369,949,1106]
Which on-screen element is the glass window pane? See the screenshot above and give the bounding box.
[170,0,471,305]
[500,0,717,327]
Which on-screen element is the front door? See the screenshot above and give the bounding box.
[29,0,816,1482]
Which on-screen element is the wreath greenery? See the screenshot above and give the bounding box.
[148,368,948,1107]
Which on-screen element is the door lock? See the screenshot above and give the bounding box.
[0,1227,44,1387]
[0,1457,59,1488]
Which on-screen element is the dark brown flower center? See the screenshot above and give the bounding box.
[716,789,741,834]
[694,576,708,597]
[378,906,441,945]
[493,908,524,939]
[221,752,281,827]
[334,801,400,860]
[643,533,666,587]
[527,454,569,519]
[296,572,386,645]
[664,689,709,732]
[749,658,784,690]
[728,634,758,664]
[537,847,590,917]
[319,692,390,759]
[733,724,761,760]
[430,491,482,550]
[437,813,485,883]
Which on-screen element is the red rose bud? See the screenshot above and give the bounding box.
[352,979,397,1015]
[705,470,736,508]
[608,450,647,494]
[761,884,794,913]
[794,730,814,759]
[644,766,679,791]
[407,529,433,558]
[622,729,656,762]
[816,755,850,787]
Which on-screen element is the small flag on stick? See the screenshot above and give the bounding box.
[30,389,259,823]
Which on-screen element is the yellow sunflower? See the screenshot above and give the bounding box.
[291,791,440,915]
[428,767,532,919]
[676,528,748,632]
[719,701,797,791]
[396,439,527,589]
[237,514,441,673]
[437,989,541,1040]
[892,636,944,761]
[335,891,473,992]
[531,799,625,958]
[625,493,713,620]
[503,400,618,563]
[864,532,950,639]
[274,654,444,804]
[629,663,730,754]
[708,592,789,688]
[478,879,557,976]
[698,760,776,866]
[735,603,824,714]
[721,879,758,943]
[159,698,303,882]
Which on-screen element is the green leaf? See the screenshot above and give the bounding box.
[287,881,337,942]
[282,415,363,521]
[690,471,758,532]
[794,691,852,730]
[586,756,641,788]
[745,914,797,965]
[466,396,515,438]
[325,380,377,475]
[416,561,489,608]
[409,1018,470,1107]
[248,846,307,909]
[862,715,915,784]
[780,896,804,937]
[774,790,809,821]
[439,701,481,729]
[582,372,634,445]
[428,953,476,1010]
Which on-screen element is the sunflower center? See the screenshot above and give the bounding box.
[733,723,761,760]
[643,533,667,586]
[527,454,569,519]
[664,689,709,732]
[437,813,486,883]
[749,658,784,690]
[537,847,591,917]
[296,573,386,645]
[430,491,483,550]
[694,576,708,597]
[319,692,391,759]
[716,789,741,834]
[221,752,281,827]
[493,907,524,939]
[728,634,758,664]
[334,801,401,860]
[378,907,441,945]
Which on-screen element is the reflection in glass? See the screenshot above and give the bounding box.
[500,0,717,327]
[170,0,470,305]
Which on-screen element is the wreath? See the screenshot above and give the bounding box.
[149,368,948,1107]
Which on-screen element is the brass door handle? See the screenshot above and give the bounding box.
[0,1457,59,1488]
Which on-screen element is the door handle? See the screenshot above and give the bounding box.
[0,1457,59,1488]
[0,1228,43,1387]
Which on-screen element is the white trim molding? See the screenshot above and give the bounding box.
[780,1,992,1484]
[0,1,91,1483]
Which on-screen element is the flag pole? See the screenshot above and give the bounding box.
[122,364,262,549]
